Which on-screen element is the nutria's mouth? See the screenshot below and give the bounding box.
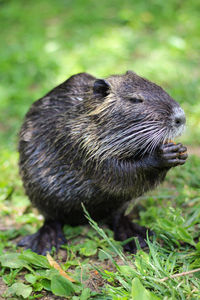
[164,139,175,144]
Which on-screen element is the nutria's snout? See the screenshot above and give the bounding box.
[169,106,186,138]
[172,107,186,127]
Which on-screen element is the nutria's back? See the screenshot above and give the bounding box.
[19,71,186,225]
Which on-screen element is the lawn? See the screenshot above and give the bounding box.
[0,0,200,299]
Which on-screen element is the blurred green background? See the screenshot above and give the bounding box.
[1,0,200,151]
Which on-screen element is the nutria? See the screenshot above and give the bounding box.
[18,71,187,255]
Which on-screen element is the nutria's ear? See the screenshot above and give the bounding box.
[93,79,111,98]
[126,70,135,76]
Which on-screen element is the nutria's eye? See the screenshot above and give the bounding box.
[129,97,143,103]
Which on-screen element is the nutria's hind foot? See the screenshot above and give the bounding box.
[17,220,67,255]
[110,214,153,253]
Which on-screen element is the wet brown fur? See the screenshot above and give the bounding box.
[19,71,186,225]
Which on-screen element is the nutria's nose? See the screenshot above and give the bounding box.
[175,116,186,126]
[173,107,186,127]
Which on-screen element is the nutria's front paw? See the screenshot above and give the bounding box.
[157,142,188,168]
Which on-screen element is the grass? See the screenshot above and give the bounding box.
[0,0,200,299]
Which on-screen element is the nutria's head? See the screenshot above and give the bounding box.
[74,71,186,162]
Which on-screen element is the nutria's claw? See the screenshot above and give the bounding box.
[157,143,188,168]
[17,220,66,255]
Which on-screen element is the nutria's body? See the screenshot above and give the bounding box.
[18,71,187,254]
